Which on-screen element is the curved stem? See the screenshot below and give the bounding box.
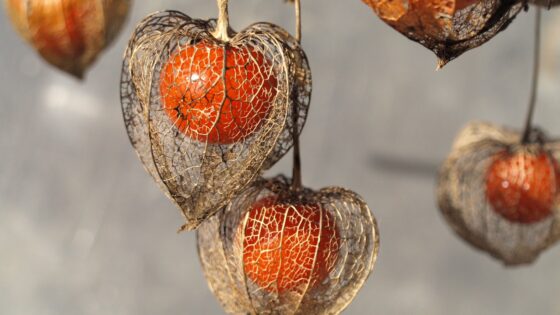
[291,0,303,192]
[522,7,541,144]
[212,0,230,41]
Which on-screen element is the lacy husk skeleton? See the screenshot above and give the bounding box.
[438,122,560,265]
[197,176,379,315]
[121,10,311,231]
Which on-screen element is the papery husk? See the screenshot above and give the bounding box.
[121,11,312,231]
[197,176,379,315]
[437,121,560,265]
[5,0,130,78]
[362,0,523,67]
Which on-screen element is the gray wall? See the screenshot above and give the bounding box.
[2,1,560,314]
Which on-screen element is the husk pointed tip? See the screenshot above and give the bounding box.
[436,57,449,70]
[68,69,86,80]
[178,221,199,233]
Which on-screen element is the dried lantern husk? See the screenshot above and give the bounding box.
[437,121,560,265]
[4,0,130,78]
[121,11,312,231]
[362,0,524,67]
[197,176,379,315]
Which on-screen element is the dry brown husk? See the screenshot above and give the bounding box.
[121,11,312,231]
[437,121,560,265]
[197,176,379,314]
[4,0,130,78]
[362,0,524,67]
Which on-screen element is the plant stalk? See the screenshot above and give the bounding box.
[521,7,541,144]
[291,0,303,192]
[212,0,230,41]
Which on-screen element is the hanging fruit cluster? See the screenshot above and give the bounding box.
[437,122,560,265]
[121,10,311,231]
[4,0,130,78]
[361,0,524,66]
[120,0,379,313]
[197,176,379,315]
[4,0,560,312]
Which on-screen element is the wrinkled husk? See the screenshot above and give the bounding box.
[121,11,311,231]
[437,121,560,265]
[4,0,130,78]
[362,0,523,67]
[197,176,379,315]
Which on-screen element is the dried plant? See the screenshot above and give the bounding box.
[197,176,379,315]
[361,0,524,67]
[437,121,560,265]
[120,9,311,231]
[4,0,130,78]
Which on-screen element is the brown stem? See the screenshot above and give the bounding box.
[522,7,541,144]
[291,0,303,192]
[211,0,230,41]
[295,0,302,42]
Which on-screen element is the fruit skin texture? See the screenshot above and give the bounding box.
[485,150,559,224]
[159,41,278,145]
[241,196,340,293]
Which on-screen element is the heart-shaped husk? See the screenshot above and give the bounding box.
[437,121,560,265]
[197,176,379,315]
[121,11,311,231]
[362,0,523,67]
[4,0,130,78]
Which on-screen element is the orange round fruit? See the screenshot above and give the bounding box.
[159,41,277,144]
[485,150,558,224]
[241,197,340,293]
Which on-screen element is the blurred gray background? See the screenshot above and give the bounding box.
[2,1,560,314]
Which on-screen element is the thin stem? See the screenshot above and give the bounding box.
[212,0,230,41]
[291,0,303,192]
[295,0,302,42]
[522,7,541,144]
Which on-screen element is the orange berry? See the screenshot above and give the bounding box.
[241,197,340,293]
[159,41,277,144]
[485,150,558,224]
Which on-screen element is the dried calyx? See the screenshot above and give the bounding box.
[4,0,130,78]
[362,0,523,67]
[438,122,560,265]
[197,176,379,314]
[121,10,311,231]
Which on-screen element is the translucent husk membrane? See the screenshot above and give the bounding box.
[197,176,379,315]
[437,121,560,265]
[121,11,311,231]
[4,0,130,78]
[362,0,523,67]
